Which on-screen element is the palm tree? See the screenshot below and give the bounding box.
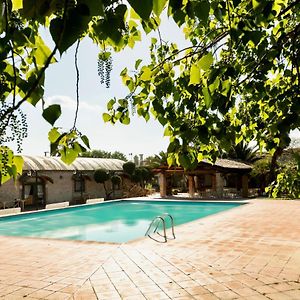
[144,151,168,168]
[222,142,259,163]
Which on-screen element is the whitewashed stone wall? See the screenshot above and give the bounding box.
[0,170,122,206]
[0,180,20,203]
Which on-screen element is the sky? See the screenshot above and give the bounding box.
[17,15,190,160]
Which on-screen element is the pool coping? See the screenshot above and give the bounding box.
[0,197,250,219]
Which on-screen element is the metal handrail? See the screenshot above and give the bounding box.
[145,216,167,242]
[145,213,176,242]
[162,213,176,239]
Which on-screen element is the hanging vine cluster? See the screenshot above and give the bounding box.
[0,103,28,153]
[97,51,113,88]
[125,92,136,116]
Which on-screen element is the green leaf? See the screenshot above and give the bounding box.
[140,67,152,81]
[13,156,24,174]
[61,148,78,164]
[178,153,190,168]
[135,59,142,69]
[102,113,111,122]
[81,135,90,148]
[121,115,130,125]
[94,17,124,46]
[12,0,23,11]
[167,155,175,166]
[42,104,61,125]
[153,0,167,16]
[73,141,85,153]
[107,99,115,110]
[189,63,200,85]
[20,0,34,17]
[221,79,232,96]
[202,87,212,108]
[197,153,204,162]
[78,0,104,16]
[128,0,153,20]
[235,135,243,144]
[27,86,44,106]
[193,1,210,23]
[164,126,172,136]
[252,0,261,10]
[48,128,61,143]
[120,67,127,76]
[167,139,179,152]
[50,8,90,55]
[209,78,220,93]
[198,53,213,71]
[1,171,12,184]
[35,36,56,66]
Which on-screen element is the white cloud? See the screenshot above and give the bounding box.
[45,95,102,112]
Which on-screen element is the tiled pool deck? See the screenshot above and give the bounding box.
[0,199,300,299]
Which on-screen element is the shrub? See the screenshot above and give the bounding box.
[111,175,121,186]
[123,161,136,176]
[94,169,110,183]
[266,153,300,199]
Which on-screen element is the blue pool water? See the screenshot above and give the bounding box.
[0,200,242,243]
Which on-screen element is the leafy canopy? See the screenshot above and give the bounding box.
[1,0,300,187]
[105,0,300,171]
[0,0,163,182]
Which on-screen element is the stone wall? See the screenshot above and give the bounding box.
[0,170,121,207]
[0,180,19,204]
[45,171,73,204]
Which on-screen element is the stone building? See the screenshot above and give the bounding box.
[0,155,124,209]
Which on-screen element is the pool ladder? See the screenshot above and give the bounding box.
[145,213,176,243]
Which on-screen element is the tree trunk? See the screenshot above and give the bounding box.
[269,147,283,184]
[103,182,108,200]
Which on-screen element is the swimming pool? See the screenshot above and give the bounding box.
[0,200,243,243]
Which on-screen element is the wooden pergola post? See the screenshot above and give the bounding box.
[188,175,195,197]
[215,172,224,197]
[242,174,249,198]
[211,173,216,191]
[159,172,167,198]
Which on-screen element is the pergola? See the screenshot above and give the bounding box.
[154,159,252,198]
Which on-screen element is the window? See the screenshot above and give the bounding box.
[74,178,85,193]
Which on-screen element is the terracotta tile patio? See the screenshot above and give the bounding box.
[0,199,299,299]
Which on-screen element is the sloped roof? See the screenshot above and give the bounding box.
[153,158,252,173]
[208,158,252,170]
[22,155,124,171]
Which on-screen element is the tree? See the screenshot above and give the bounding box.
[122,161,152,187]
[132,167,153,187]
[111,174,122,197]
[266,152,300,198]
[144,151,168,168]
[94,169,110,199]
[122,161,136,176]
[81,149,127,161]
[105,0,300,178]
[250,155,272,193]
